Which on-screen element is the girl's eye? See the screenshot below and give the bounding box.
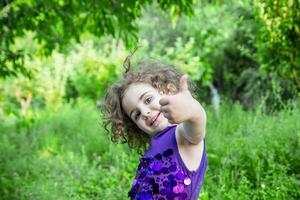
[145,96,153,104]
[133,96,152,121]
[135,112,141,120]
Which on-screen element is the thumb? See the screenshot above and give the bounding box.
[179,74,189,92]
[159,96,170,106]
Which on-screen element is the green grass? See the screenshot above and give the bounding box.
[0,100,299,199]
[202,102,300,199]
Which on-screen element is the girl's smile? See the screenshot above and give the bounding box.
[150,112,161,127]
[122,82,172,136]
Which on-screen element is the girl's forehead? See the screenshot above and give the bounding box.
[124,83,156,100]
[125,82,156,94]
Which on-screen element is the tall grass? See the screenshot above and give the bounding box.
[202,102,300,199]
[0,100,299,199]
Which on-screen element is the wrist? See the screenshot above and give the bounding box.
[188,100,204,123]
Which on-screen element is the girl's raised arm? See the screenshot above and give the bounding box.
[159,75,206,144]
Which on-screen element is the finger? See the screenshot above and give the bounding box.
[166,117,175,124]
[159,97,170,106]
[160,105,171,113]
[179,74,189,92]
[162,112,172,120]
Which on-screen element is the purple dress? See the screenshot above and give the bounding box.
[128,125,207,200]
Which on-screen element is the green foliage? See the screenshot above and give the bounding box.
[255,0,300,94]
[0,100,139,199]
[139,0,300,108]
[138,2,237,101]
[0,50,70,112]
[165,37,213,86]
[203,102,300,199]
[139,2,250,102]
[139,37,213,86]
[67,38,126,101]
[1,0,299,110]
[0,0,194,78]
[0,35,127,113]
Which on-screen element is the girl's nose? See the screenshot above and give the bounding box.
[142,111,151,120]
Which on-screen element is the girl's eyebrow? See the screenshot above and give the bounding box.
[130,90,151,118]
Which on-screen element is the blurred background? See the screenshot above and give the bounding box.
[0,0,299,199]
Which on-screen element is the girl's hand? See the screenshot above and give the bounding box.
[159,75,202,124]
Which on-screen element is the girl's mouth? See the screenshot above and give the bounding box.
[150,112,161,126]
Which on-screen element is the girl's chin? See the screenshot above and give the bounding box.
[152,121,170,135]
[145,119,171,136]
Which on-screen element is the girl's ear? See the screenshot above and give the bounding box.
[166,83,178,95]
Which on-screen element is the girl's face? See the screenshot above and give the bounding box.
[122,82,172,136]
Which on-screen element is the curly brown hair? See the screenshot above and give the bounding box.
[101,61,196,154]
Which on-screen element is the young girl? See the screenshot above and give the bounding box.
[102,60,207,200]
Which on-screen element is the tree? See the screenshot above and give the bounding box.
[0,0,194,78]
[255,0,300,94]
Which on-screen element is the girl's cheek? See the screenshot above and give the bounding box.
[154,97,160,106]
